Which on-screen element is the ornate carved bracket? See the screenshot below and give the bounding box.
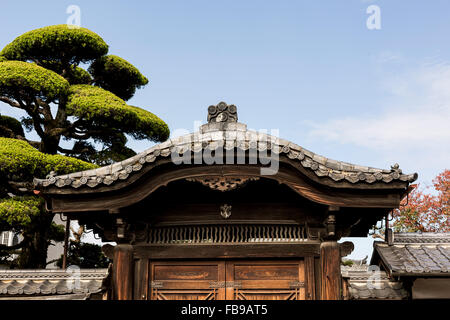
[186,176,259,192]
[116,218,127,239]
[325,214,336,237]
[339,241,355,257]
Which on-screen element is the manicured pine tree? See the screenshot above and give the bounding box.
[0,25,169,267]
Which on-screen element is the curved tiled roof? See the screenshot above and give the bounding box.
[34,121,418,190]
[374,233,450,275]
[341,265,408,300]
[0,268,108,297]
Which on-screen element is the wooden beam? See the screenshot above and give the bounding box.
[49,164,402,212]
[133,243,321,260]
[112,244,134,300]
[320,241,341,300]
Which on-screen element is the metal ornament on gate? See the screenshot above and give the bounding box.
[289,281,305,288]
[220,204,232,219]
[209,281,242,289]
[151,281,164,288]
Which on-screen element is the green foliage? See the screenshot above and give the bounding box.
[56,240,110,268]
[38,60,92,85]
[0,25,169,160]
[70,66,92,84]
[0,137,98,180]
[73,133,137,166]
[48,222,66,243]
[67,85,170,141]
[0,196,42,231]
[0,61,69,100]
[341,259,354,266]
[0,114,24,138]
[89,55,148,100]
[1,25,108,64]
[128,105,170,141]
[0,56,6,62]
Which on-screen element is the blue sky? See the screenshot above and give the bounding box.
[1,0,449,259]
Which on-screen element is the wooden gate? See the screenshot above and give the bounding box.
[149,260,306,300]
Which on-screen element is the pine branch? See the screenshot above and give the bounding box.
[0,96,23,109]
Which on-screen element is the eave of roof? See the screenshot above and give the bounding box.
[341,265,408,300]
[34,122,417,193]
[373,233,450,277]
[0,268,108,297]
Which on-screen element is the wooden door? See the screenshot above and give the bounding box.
[149,260,306,300]
[149,261,225,300]
[225,260,305,300]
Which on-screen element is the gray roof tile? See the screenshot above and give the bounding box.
[34,122,418,190]
[0,269,108,297]
[374,233,450,276]
[341,265,407,300]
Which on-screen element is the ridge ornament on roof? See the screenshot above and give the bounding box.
[34,102,418,191]
[207,101,238,123]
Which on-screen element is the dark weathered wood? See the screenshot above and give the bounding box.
[49,163,403,212]
[305,256,315,300]
[149,260,225,300]
[37,107,415,301]
[112,244,134,300]
[320,241,341,300]
[314,256,321,300]
[43,153,409,197]
[226,260,306,300]
[148,260,307,300]
[134,258,148,300]
[133,243,321,259]
[62,218,70,269]
[342,277,349,300]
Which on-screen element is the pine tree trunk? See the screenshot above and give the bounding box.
[40,135,61,155]
[17,212,54,268]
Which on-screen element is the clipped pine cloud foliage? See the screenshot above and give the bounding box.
[0,138,98,180]
[69,66,92,85]
[0,24,108,64]
[0,115,25,137]
[89,55,149,101]
[0,61,69,100]
[67,85,170,142]
[38,60,93,85]
[0,196,42,230]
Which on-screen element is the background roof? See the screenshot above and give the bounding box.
[372,233,450,276]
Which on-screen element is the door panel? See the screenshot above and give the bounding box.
[150,261,225,300]
[226,260,305,300]
[149,260,306,300]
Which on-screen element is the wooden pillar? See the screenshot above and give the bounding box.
[112,244,134,300]
[62,217,70,269]
[320,241,341,300]
[305,256,316,300]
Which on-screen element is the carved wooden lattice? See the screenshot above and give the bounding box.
[148,224,306,244]
[233,289,302,300]
[186,177,259,192]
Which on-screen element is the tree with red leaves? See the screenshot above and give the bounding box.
[392,169,449,232]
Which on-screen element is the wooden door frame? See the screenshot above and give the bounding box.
[224,259,306,300]
[144,257,317,300]
[149,260,226,300]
